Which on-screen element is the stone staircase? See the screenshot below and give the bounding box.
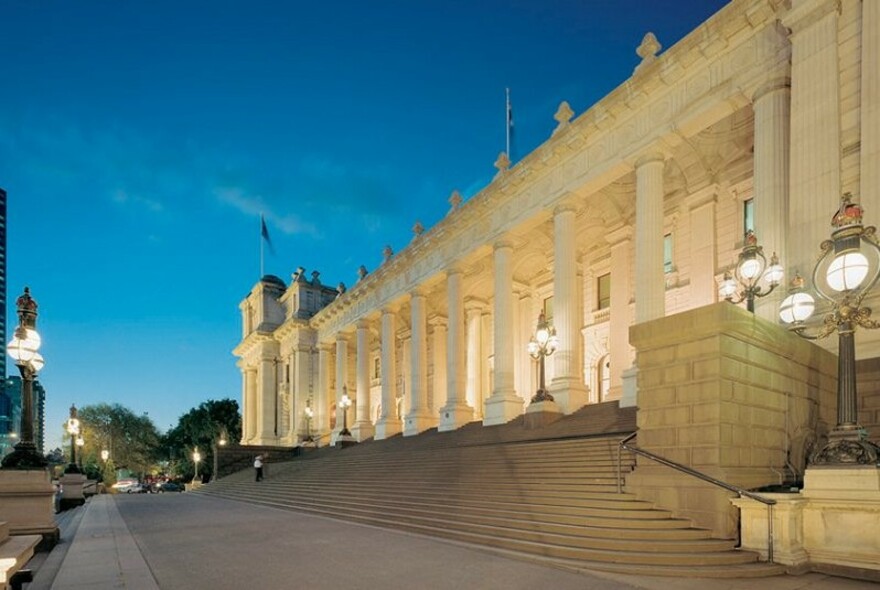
[198,402,784,578]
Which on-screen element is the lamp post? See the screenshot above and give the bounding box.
[779,193,880,465]
[2,287,47,469]
[75,434,84,469]
[303,404,314,443]
[719,230,784,312]
[101,449,109,462]
[339,387,352,437]
[527,313,559,403]
[65,405,82,474]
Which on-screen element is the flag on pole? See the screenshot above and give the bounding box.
[261,215,275,255]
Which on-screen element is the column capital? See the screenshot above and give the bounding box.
[381,303,400,316]
[752,77,791,103]
[494,237,515,251]
[335,333,350,344]
[634,152,667,169]
[356,319,370,330]
[428,316,448,328]
[410,286,428,299]
[446,264,465,278]
[464,298,487,314]
[782,0,840,37]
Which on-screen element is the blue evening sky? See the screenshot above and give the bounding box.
[1,0,729,449]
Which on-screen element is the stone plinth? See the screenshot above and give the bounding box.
[733,468,880,580]
[524,400,563,429]
[0,470,59,549]
[59,472,87,510]
[625,303,837,537]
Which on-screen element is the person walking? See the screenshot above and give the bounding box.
[254,455,264,482]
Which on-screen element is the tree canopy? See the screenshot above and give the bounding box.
[74,403,161,480]
[162,399,241,480]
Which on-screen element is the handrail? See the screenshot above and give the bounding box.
[617,433,775,563]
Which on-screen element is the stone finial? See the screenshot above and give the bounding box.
[448,190,462,213]
[634,32,661,74]
[553,101,574,135]
[336,282,346,297]
[412,221,425,238]
[293,266,306,283]
[494,151,510,175]
[383,245,394,262]
[311,270,321,285]
[358,265,368,280]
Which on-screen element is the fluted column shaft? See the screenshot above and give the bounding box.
[465,303,484,418]
[317,344,331,437]
[635,155,666,323]
[405,290,433,435]
[784,1,841,281]
[352,320,374,441]
[440,270,471,431]
[609,231,633,399]
[862,0,880,215]
[375,309,400,439]
[485,240,522,425]
[334,335,348,439]
[293,347,311,439]
[753,80,791,267]
[258,357,277,443]
[550,204,588,412]
[244,367,257,442]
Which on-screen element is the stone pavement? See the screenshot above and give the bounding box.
[24,494,880,590]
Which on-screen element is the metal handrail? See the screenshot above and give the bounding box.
[617,433,775,563]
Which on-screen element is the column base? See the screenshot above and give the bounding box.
[524,400,563,429]
[438,403,473,432]
[0,470,59,548]
[619,365,639,408]
[483,391,524,426]
[403,411,435,437]
[548,379,589,414]
[374,418,402,440]
[351,420,375,442]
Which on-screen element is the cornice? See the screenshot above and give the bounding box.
[302,0,786,343]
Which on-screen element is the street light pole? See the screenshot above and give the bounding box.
[339,387,352,437]
[66,405,82,474]
[1,287,47,469]
[719,230,784,313]
[779,194,880,465]
[527,313,559,403]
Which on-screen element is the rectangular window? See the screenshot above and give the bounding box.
[743,198,755,237]
[543,296,554,322]
[597,274,611,310]
[373,357,381,379]
[664,233,674,273]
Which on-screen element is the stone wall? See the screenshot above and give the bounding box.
[625,303,837,538]
[856,357,880,440]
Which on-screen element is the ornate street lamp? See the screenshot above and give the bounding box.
[719,230,784,312]
[101,449,110,462]
[75,434,85,469]
[527,313,559,403]
[303,404,314,442]
[1,287,47,469]
[779,193,880,465]
[65,405,82,474]
[339,387,352,437]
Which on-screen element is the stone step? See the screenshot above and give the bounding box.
[0,533,40,585]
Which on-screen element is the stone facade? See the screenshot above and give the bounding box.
[235,0,878,483]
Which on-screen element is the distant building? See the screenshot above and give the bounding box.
[2,376,45,454]
[0,188,6,382]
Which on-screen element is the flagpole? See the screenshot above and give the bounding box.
[260,214,264,279]
[506,87,511,159]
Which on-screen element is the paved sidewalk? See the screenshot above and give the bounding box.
[27,493,880,590]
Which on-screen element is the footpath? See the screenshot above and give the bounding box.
[22,494,880,590]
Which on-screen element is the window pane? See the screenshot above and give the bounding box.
[543,296,554,322]
[664,234,674,273]
[744,199,755,236]
[597,274,611,310]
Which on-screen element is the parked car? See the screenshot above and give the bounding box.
[156,482,183,493]
[111,479,138,493]
[126,483,148,494]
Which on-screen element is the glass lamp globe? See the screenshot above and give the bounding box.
[304,406,314,418]
[340,393,352,408]
[527,338,539,358]
[826,251,869,292]
[718,274,737,299]
[548,333,559,354]
[76,436,84,447]
[739,258,763,281]
[535,326,550,346]
[7,335,36,364]
[101,449,110,461]
[764,258,784,285]
[30,352,45,373]
[22,328,41,351]
[779,292,816,324]
[193,449,201,462]
[67,418,80,435]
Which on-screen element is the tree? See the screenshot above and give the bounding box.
[75,403,161,480]
[162,399,241,481]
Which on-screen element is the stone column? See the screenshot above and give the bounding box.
[294,347,312,441]
[332,334,349,443]
[429,317,447,415]
[783,0,841,281]
[465,301,485,419]
[550,202,588,413]
[375,308,401,439]
[440,269,472,431]
[317,344,332,441]
[404,289,433,435]
[634,153,666,324]
[516,291,534,404]
[753,78,791,320]
[352,319,374,441]
[243,366,257,443]
[609,227,636,407]
[485,239,523,425]
[862,0,880,216]
[257,356,277,444]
